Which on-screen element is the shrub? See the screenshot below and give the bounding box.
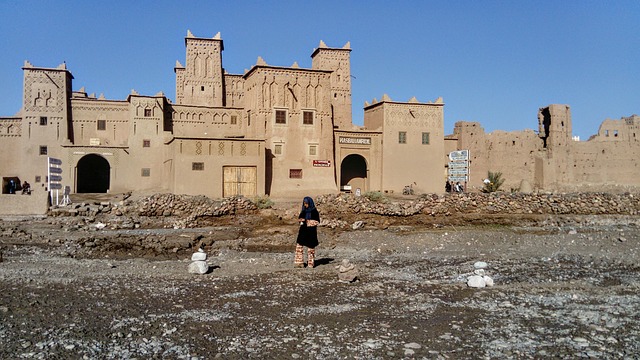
[253,195,274,209]
[482,171,505,193]
[363,191,387,203]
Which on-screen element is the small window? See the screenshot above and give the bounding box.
[274,144,283,155]
[605,130,609,137]
[230,115,237,125]
[309,145,317,156]
[144,108,152,117]
[614,130,619,137]
[422,132,430,145]
[97,119,106,131]
[303,111,314,125]
[399,131,407,144]
[39,146,47,155]
[247,110,251,126]
[289,169,302,179]
[143,139,151,148]
[39,116,47,126]
[192,162,204,171]
[201,86,205,91]
[275,110,287,124]
[141,168,151,177]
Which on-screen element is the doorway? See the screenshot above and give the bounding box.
[341,154,367,193]
[76,154,110,193]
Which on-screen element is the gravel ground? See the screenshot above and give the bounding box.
[1,210,639,359]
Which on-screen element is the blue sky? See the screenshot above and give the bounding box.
[1,1,638,140]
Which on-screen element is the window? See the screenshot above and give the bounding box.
[274,144,283,155]
[309,145,317,156]
[201,86,205,91]
[230,115,237,125]
[97,119,106,131]
[289,169,302,179]
[399,131,407,144]
[143,139,151,148]
[422,132,430,145]
[192,162,204,171]
[303,111,314,125]
[39,146,47,155]
[144,108,152,117]
[275,110,287,124]
[39,116,47,125]
[35,176,41,183]
[141,168,151,177]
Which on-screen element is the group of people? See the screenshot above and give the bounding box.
[4,180,30,195]
[445,180,464,193]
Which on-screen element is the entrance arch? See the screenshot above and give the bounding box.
[76,154,110,193]
[341,154,367,193]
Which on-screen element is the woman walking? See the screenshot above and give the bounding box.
[295,196,320,268]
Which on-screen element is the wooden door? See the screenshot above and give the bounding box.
[223,166,257,197]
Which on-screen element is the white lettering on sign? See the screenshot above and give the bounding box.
[313,160,331,167]
[449,150,470,161]
[339,137,371,145]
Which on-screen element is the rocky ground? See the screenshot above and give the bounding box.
[1,192,639,359]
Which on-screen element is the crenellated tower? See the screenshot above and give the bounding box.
[311,41,352,129]
[175,30,224,107]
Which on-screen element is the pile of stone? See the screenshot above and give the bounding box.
[337,259,359,283]
[467,261,494,288]
[188,248,209,275]
[49,201,119,217]
[316,192,640,217]
[135,194,257,218]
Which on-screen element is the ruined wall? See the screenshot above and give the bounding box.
[450,108,640,192]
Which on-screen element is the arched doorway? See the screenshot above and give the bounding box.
[341,154,367,193]
[76,154,110,193]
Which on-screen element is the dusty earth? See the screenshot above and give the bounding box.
[0,194,639,359]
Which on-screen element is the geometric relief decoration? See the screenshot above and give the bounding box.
[196,141,202,155]
[240,142,246,156]
[218,142,224,155]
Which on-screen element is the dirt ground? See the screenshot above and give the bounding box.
[0,195,639,359]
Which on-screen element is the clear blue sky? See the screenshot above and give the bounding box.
[1,1,638,140]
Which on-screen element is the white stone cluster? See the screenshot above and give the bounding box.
[467,261,494,288]
[187,248,209,275]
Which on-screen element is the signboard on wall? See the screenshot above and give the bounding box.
[313,160,331,167]
[339,137,371,145]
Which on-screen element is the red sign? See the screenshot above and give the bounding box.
[313,160,331,167]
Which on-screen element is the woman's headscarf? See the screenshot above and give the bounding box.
[301,196,316,220]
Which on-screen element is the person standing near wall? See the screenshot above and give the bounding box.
[295,196,320,268]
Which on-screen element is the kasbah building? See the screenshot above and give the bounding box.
[0,31,638,214]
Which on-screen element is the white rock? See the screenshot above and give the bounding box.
[473,261,488,269]
[191,252,207,261]
[474,269,485,276]
[188,260,209,274]
[351,221,364,230]
[483,275,494,287]
[467,275,486,288]
[94,222,106,230]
